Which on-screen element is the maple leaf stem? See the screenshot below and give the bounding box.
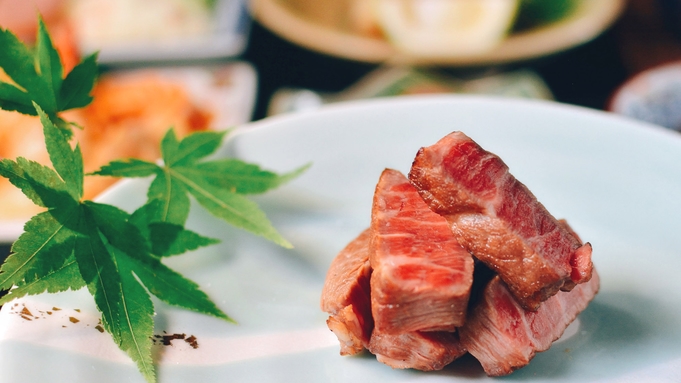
[161,167,174,222]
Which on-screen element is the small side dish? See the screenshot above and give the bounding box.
[0,63,256,236]
[65,0,249,63]
[608,61,681,132]
[251,0,624,65]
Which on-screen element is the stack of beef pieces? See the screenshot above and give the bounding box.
[320,131,599,376]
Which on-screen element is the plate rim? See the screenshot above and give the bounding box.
[233,94,675,141]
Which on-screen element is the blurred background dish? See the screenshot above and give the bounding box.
[0,63,257,243]
[250,0,625,65]
[0,0,251,65]
[0,0,256,242]
[0,0,64,42]
[609,61,681,132]
[65,0,251,64]
[266,66,555,116]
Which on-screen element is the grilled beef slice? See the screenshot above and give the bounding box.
[320,229,374,355]
[368,330,466,371]
[321,225,467,371]
[370,169,474,334]
[409,131,593,310]
[459,268,600,376]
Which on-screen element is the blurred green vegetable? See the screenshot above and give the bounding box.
[514,0,579,31]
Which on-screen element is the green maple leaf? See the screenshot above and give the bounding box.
[0,18,97,127]
[129,198,220,257]
[0,105,83,294]
[0,256,83,305]
[92,128,309,249]
[0,19,306,383]
[0,107,231,383]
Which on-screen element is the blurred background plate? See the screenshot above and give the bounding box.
[250,0,625,66]
[67,0,251,65]
[608,60,681,132]
[0,62,257,244]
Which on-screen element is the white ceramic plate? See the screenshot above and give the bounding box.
[1,95,681,382]
[251,0,625,65]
